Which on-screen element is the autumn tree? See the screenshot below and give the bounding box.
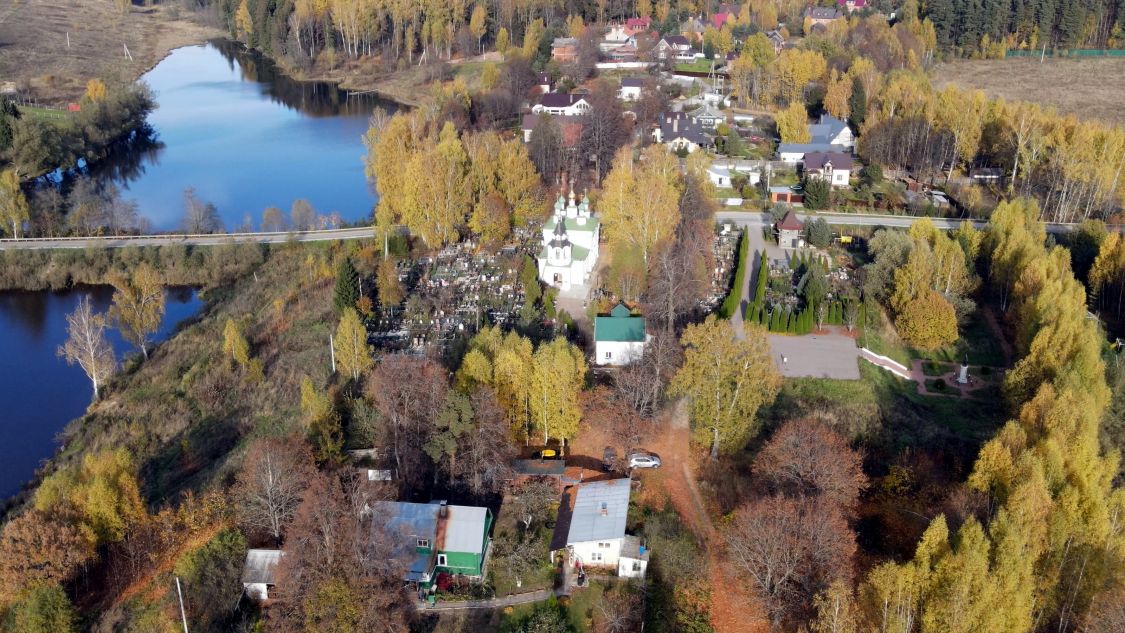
[600,145,682,267]
[528,113,563,183]
[0,168,29,238]
[222,318,251,368]
[173,529,248,630]
[4,584,78,633]
[377,258,405,307]
[84,78,108,102]
[34,449,145,548]
[775,101,810,143]
[274,473,412,632]
[181,187,222,234]
[233,436,316,545]
[108,262,165,359]
[753,418,867,513]
[508,478,559,531]
[0,510,94,606]
[670,317,780,457]
[469,4,487,52]
[367,355,449,489]
[580,80,630,183]
[895,289,958,350]
[726,495,856,628]
[57,295,116,401]
[334,308,372,381]
[529,337,587,445]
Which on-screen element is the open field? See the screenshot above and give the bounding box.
[932,56,1125,126]
[0,0,219,103]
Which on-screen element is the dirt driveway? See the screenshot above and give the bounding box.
[572,402,769,633]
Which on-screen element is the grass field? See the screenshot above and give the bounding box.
[932,56,1125,125]
[0,0,219,103]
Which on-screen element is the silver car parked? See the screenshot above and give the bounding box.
[628,452,662,469]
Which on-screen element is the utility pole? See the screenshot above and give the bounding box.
[175,576,189,633]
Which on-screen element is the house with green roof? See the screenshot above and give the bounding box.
[374,501,493,590]
[594,302,649,366]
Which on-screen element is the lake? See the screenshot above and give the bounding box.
[92,39,396,230]
[0,288,202,499]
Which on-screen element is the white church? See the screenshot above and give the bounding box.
[538,187,600,291]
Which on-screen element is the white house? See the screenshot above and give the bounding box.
[777,114,855,164]
[707,162,761,188]
[242,549,283,601]
[555,478,648,578]
[618,77,645,101]
[532,92,592,116]
[803,151,853,187]
[594,303,649,366]
[538,187,600,291]
[656,35,693,59]
[809,114,854,149]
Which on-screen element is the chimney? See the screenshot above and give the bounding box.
[600,502,609,516]
[439,501,448,518]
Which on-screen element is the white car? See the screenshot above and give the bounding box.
[628,453,662,469]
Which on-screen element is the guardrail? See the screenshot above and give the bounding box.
[0,226,376,246]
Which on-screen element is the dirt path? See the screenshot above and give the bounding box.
[648,401,769,633]
[982,307,1015,366]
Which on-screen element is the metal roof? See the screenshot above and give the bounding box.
[595,305,646,342]
[376,501,489,555]
[566,478,630,544]
[242,549,283,585]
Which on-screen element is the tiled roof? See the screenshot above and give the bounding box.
[777,210,804,230]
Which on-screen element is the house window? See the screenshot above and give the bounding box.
[632,561,642,572]
[437,554,448,567]
[417,539,430,548]
[604,351,612,360]
[590,552,603,562]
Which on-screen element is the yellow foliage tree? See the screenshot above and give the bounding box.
[529,337,587,444]
[222,318,251,368]
[84,79,108,102]
[333,308,371,381]
[108,262,165,360]
[775,101,810,143]
[669,317,780,457]
[34,449,145,548]
[235,0,253,36]
[0,169,29,239]
[894,290,958,350]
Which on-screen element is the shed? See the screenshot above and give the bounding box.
[776,210,805,249]
[242,549,284,601]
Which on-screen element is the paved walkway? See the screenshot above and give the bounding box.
[420,588,553,611]
[858,348,914,380]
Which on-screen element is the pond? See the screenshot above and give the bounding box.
[89,39,396,230]
[0,288,202,499]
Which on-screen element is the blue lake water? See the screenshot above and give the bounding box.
[0,288,202,499]
[96,40,396,230]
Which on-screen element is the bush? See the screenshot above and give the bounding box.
[805,218,832,247]
[861,163,883,185]
[933,379,947,391]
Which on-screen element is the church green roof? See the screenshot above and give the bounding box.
[539,244,591,262]
[595,307,646,342]
[544,216,599,233]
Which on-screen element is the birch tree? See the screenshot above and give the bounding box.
[108,263,165,359]
[0,169,28,239]
[57,296,116,402]
[334,308,372,381]
[669,316,780,457]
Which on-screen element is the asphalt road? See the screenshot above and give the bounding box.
[0,211,1079,252]
[0,226,377,250]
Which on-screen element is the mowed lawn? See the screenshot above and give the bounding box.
[932,56,1125,126]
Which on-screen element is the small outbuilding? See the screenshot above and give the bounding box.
[776,210,805,249]
[594,302,648,366]
[242,549,284,601]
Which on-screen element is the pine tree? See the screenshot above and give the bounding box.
[334,257,360,315]
[848,75,866,129]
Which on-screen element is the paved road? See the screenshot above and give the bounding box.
[0,211,1080,251]
[0,226,377,250]
[714,210,1080,234]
